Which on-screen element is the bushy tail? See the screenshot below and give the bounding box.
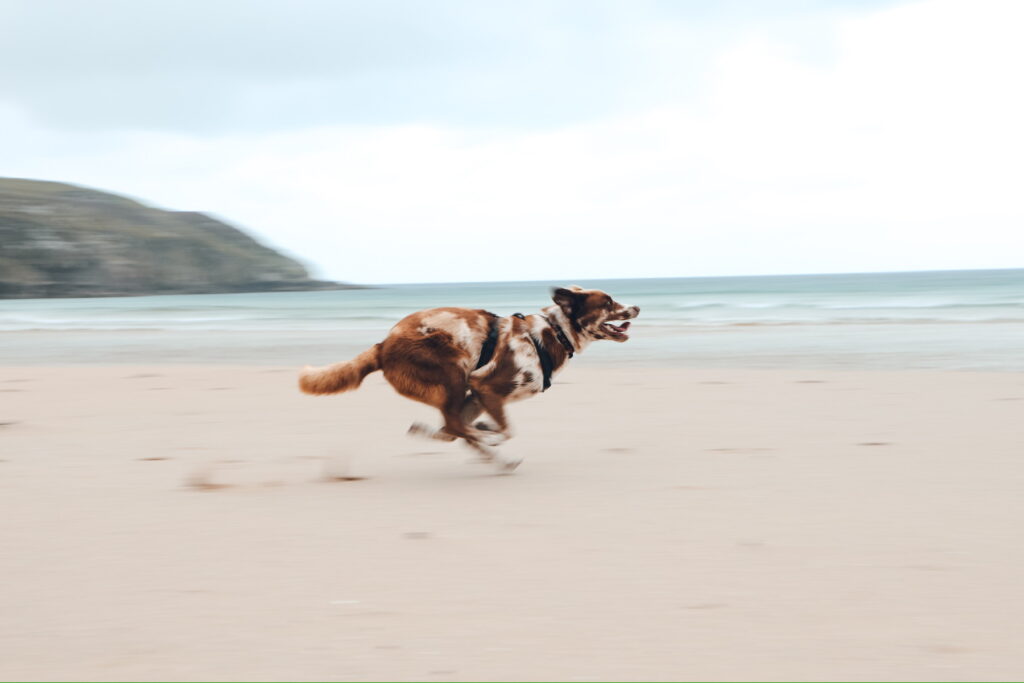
[299,344,382,395]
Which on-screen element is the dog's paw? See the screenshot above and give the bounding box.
[407,422,433,439]
[474,420,498,432]
[495,455,523,472]
[477,431,507,447]
[408,423,457,442]
[464,441,497,462]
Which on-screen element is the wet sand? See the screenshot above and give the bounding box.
[1,365,1023,681]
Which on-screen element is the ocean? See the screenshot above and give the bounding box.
[1,269,1022,370]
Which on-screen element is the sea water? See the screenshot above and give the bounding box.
[1,269,1021,370]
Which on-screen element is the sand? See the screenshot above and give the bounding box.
[1,364,1023,681]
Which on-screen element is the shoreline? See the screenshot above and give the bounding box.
[3,320,1023,371]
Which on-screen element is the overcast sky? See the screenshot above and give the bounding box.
[2,0,1021,283]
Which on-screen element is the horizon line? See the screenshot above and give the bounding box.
[355,265,1024,287]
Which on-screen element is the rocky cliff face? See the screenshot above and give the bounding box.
[0,178,349,298]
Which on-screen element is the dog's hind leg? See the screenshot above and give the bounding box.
[467,387,521,471]
[467,384,514,445]
[408,392,485,442]
[408,390,518,470]
[462,393,497,430]
[462,394,504,436]
[407,392,499,450]
[437,393,504,458]
[459,393,492,433]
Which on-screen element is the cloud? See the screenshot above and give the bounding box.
[0,0,652,131]
[0,0,879,133]
[2,0,1021,283]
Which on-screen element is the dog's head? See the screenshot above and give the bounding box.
[551,286,640,342]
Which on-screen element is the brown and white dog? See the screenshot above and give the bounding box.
[298,286,639,469]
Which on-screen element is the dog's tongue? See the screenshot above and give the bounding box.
[608,321,631,333]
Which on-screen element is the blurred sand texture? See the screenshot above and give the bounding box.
[2,365,1023,681]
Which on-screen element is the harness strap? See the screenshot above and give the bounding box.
[534,336,554,391]
[475,313,500,369]
[543,315,575,358]
[512,312,557,391]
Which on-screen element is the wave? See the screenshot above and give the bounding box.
[4,273,1022,333]
[689,317,1024,327]
[667,301,1024,311]
[0,313,399,329]
[5,318,1024,334]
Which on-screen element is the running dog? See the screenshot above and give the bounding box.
[299,286,639,469]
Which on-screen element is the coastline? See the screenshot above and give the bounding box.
[3,270,1022,371]
[0,279,370,301]
[3,319,1023,371]
[2,364,1022,680]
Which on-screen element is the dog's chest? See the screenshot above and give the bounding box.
[507,376,542,401]
[504,334,545,400]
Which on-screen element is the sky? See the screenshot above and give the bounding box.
[1,0,1022,284]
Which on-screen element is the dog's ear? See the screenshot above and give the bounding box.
[552,287,583,318]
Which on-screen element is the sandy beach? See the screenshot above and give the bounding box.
[1,363,1022,681]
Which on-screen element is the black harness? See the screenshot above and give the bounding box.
[474,313,576,392]
[512,312,575,391]
[475,312,501,370]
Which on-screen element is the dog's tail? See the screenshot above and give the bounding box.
[299,344,382,395]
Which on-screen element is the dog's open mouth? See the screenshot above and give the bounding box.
[602,320,631,340]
